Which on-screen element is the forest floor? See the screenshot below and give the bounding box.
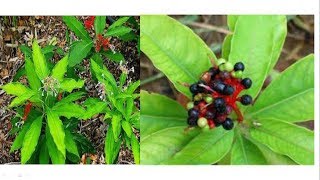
[0,16,140,164]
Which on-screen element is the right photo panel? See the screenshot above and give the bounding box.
[140,15,314,165]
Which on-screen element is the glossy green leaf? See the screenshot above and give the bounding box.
[60,78,85,93]
[68,40,93,67]
[21,116,42,164]
[52,103,85,119]
[105,125,121,164]
[62,16,91,41]
[227,15,239,31]
[221,34,232,60]
[1,82,31,96]
[141,15,216,97]
[47,109,66,157]
[119,72,127,88]
[228,15,287,99]
[56,92,85,105]
[25,57,41,91]
[9,91,35,108]
[102,50,125,63]
[125,80,140,95]
[39,136,50,164]
[90,59,118,90]
[108,17,130,30]
[51,55,68,82]
[65,129,80,160]
[231,130,267,165]
[20,45,32,58]
[131,134,140,164]
[141,91,234,164]
[249,118,314,165]
[105,26,132,37]
[247,54,314,122]
[94,16,106,35]
[46,126,65,164]
[253,140,297,165]
[32,40,49,80]
[82,98,107,120]
[122,121,133,137]
[112,114,122,141]
[125,98,134,119]
[10,118,34,152]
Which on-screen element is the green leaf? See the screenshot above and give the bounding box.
[130,112,140,130]
[10,118,34,152]
[51,55,68,82]
[47,109,66,157]
[46,126,65,164]
[112,114,122,141]
[247,54,314,122]
[94,16,106,35]
[68,40,93,67]
[73,133,96,154]
[13,66,26,81]
[253,140,297,165]
[108,16,130,30]
[125,80,140,95]
[21,116,42,164]
[52,103,85,119]
[221,34,232,60]
[228,15,287,99]
[39,136,50,164]
[1,82,31,96]
[141,15,216,97]
[105,125,121,164]
[102,50,125,63]
[32,40,49,80]
[82,98,107,120]
[25,57,41,91]
[227,15,239,31]
[121,121,133,137]
[231,129,267,165]
[9,91,35,108]
[119,72,127,88]
[125,98,134,119]
[249,118,314,165]
[141,91,234,164]
[131,134,140,164]
[65,129,80,160]
[105,26,132,37]
[56,92,85,105]
[60,78,84,93]
[20,45,32,58]
[62,16,91,41]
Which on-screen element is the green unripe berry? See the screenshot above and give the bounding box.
[205,96,213,104]
[194,94,203,101]
[197,117,208,128]
[223,62,233,72]
[202,124,210,131]
[231,70,243,78]
[216,58,226,66]
[187,102,194,109]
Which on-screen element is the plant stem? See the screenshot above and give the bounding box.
[141,73,165,86]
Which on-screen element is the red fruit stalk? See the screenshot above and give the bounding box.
[22,101,32,121]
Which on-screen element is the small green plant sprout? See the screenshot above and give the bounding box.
[90,58,140,164]
[140,15,314,165]
[1,40,87,164]
[62,16,139,67]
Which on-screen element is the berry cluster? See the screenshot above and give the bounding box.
[186,59,253,131]
[95,34,110,52]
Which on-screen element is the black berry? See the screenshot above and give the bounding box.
[208,67,220,79]
[188,108,199,118]
[234,62,245,71]
[219,71,230,79]
[189,83,199,94]
[187,117,197,126]
[205,111,215,119]
[222,118,234,130]
[240,95,252,105]
[241,78,252,89]
[212,81,226,93]
[223,85,234,95]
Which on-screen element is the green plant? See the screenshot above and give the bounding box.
[90,58,140,164]
[140,15,314,165]
[1,40,92,164]
[62,16,139,67]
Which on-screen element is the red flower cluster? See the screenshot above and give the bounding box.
[95,34,110,52]
[186,58,253,130]
[84,16,95,30]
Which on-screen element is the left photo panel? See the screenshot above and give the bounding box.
[0,16,140,164]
